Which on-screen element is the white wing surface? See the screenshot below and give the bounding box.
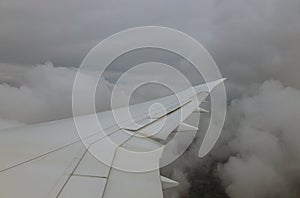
[0,79,225,198]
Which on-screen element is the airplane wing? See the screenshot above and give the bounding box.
[0,79,225,198]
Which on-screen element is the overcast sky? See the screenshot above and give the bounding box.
[1,0,212,66]
[1,0,300,93]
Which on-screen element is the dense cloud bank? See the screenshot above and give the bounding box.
[0,62,112,125]
[219,80,300,198]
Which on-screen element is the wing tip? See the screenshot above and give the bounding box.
[206,78,227,92]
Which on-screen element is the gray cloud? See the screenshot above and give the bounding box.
[219,80,300,198]
[0,62,112,124]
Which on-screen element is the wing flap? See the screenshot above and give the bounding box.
[73,152,111,178]
[58,176,106,198]
[0,142,86,198]
[102,168,163,198]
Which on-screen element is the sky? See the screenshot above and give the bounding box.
[0,0,300,197]
[1,0,300,89]
[1,0,300,124]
